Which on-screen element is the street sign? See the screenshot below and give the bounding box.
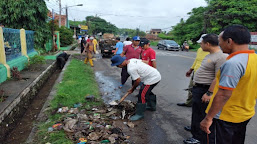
[81,25,88,30]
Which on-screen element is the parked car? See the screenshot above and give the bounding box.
[157,40,180,51]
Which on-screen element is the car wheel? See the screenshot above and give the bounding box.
[157,46,159,49]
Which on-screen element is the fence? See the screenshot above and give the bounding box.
[3,28,22,61]
[0,27,37,83]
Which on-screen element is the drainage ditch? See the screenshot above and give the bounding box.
[3,69,61,144]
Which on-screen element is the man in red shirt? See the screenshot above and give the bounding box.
[119,36,142,88]
[140,39,156,68]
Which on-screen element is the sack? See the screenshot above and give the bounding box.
[185,46,189,49]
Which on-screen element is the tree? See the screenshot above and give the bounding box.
[58,26,73,47]
[172,7,206,44]
[171,0,257,45]
[69,20,87,26]
[86,16,118,35]
[118,28,146,37]
[0,0,51,50]
[206,0,257,33]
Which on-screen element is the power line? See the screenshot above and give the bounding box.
[69,8,188,19]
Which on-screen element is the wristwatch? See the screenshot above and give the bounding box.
[206,90,213,96]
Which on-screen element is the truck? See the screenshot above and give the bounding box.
[99,33,116,57]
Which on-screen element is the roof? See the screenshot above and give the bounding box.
[150,29,162,32]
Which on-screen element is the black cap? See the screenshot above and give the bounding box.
[140,39,149,47]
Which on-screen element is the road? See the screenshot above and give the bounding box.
[93,46,257,144]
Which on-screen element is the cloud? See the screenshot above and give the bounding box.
[46,0,207,31]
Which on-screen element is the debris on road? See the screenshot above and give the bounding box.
[48,100,136,143]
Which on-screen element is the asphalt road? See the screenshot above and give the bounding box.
[93,46,257,144]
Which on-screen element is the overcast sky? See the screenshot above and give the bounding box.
[45,0,207,31]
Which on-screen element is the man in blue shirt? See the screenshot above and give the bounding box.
[114,37,123,55]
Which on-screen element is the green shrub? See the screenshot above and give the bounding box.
[150,41,158,46]
[30,55,46,65]
[158,33,173,40]
[58,26,73,47]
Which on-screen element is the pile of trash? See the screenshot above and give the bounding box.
[48,96,136,144]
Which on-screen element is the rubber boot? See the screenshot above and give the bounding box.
[89,59,94,67]
[84,58,88,64]
[130,103,146,121]
[146,94,156,111]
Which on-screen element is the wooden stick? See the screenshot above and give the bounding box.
[119,92,130,103]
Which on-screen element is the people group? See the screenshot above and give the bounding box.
[177,25,257,144]
[79,35,98,67]
[82,24,257,144]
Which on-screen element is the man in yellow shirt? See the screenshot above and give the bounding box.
[177,35,209,108]
[200,25,257,144]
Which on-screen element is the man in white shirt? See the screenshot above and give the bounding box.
[111,55,161,121]
[123,37,132,46]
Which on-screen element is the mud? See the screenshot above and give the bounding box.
[3,70,61,144]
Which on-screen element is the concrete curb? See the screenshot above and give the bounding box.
[0,61,57,142]
[26,55,72,143]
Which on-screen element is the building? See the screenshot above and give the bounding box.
[150,29,162,35]
[47,10,67,26]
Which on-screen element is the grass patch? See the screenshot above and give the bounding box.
[35,59,101,143]
[150,41,158,46]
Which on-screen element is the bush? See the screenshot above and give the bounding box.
[58,26,73,47]
[158,33,173,40]
[150,41,158,46]
[30,55,46,65]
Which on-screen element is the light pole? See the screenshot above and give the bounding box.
[59,0,61,28]
[65,4,83,28]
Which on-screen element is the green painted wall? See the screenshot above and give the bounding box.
[7,56,28,71]
[28,51,38,58]
[0,64,7,83]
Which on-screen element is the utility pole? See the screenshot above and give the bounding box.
[59,0,61,28]
[52,9,55,52]
[66,5,69,28]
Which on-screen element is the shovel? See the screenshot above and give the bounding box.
[109,92,130,106]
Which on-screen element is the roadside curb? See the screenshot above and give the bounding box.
[26,55,72,143]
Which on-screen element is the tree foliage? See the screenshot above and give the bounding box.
[0,0,51,49]
[58,26,73,47]
[172,7,206,44]
[86,16,118,35]
[69,20,87,26]
[158,33,173,40]
[171,0,257,44]
[205,0,257,33]
[118,28,146,37]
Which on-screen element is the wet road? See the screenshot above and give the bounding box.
[93,47,257,144]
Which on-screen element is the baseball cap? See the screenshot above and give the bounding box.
[132,36,140,41]
[197,34,207,43]
[140,39,149,47]
[111,55,126,66]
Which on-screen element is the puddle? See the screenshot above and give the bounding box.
[95,71,122,104]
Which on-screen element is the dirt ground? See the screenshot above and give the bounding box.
[0,60,60,144]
